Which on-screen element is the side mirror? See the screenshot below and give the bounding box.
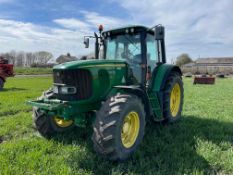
[84,38,89,48]
[154,25,165,40]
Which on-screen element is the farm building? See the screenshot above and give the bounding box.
[56,53,78,64]
[181,57,233,74]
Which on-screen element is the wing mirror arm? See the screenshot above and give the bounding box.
[154,25,166,63]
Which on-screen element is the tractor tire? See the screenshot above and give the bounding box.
[33,107,74,137]
[92,93,145,161]
[0,78,4,91]
[163,72,184,123]
[33,89,73,137]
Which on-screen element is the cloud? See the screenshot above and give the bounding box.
[1,1,233,61]
[0,18,90,57]
[0,10,126,58]
[0,19,52,41]
[81,11,126,29]
[110,0,233,59]
[54,11,126,31]
[0,0,14,3]
[54,18,91,31]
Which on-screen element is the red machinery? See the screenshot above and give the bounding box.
[193,75,215,85]
[0,57,14,90]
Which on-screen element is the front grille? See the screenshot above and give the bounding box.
[53,69,92,101]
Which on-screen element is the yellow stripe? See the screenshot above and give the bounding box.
[81,64,125,68]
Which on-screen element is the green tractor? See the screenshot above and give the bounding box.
[28,25,184,161]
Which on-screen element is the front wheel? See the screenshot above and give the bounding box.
[163,73,184,123]
[33,107,74,137]
[92,93,146,161]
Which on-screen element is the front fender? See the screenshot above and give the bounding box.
[110,85,152,120]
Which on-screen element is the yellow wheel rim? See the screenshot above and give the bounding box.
[170,83,181,117]
[121,111,140,148]
[53,116,73,128]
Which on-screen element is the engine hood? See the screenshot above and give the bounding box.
[53,59,127,70]
[52,59,128,104]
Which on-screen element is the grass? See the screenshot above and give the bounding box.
[14,67,52,75]
[0,77,233,175]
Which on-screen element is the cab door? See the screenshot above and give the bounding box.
[146,34,159,85]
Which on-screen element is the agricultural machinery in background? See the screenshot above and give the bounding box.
[28,24,184,161]
[0,56,14,90]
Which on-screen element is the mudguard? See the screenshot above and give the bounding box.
[112,85,152,120]
[151,63,182,92]
[148,64,182,120]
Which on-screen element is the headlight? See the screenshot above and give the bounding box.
[53,86,76,94]
[60,86,76,94]
[53,86,59,94]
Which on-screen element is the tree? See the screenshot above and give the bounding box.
[176,53,193,67]
[80,56,87,60]
[34,51,53,64]
[0,50,53,67]
[16,51,25,67]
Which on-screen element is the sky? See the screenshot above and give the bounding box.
[0,0,233,62]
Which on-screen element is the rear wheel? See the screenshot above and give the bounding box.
[163,73,184,123]
[0,78,4,91]
[92,93,145,161]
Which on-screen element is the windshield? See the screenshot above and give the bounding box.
[104,33,142,84]
[105,34,142,63]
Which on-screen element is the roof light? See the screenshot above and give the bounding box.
[130,28,134,33]
[99,25,104,32]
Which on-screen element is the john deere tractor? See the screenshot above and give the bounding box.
[28,25,183,161]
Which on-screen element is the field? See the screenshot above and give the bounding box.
[0,77,233,175]
[14,67,52,75]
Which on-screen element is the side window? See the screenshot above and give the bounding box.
[106,40,125,60]
[116,43,124,59]
[146,34,158,70]
[106,40,116,60]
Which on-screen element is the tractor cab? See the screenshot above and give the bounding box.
[85,25,166,87]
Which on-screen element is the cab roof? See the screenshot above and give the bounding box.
[102,25,154,35]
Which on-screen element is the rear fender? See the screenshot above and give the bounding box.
[151,64,182,92]
[150,64,182,112]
